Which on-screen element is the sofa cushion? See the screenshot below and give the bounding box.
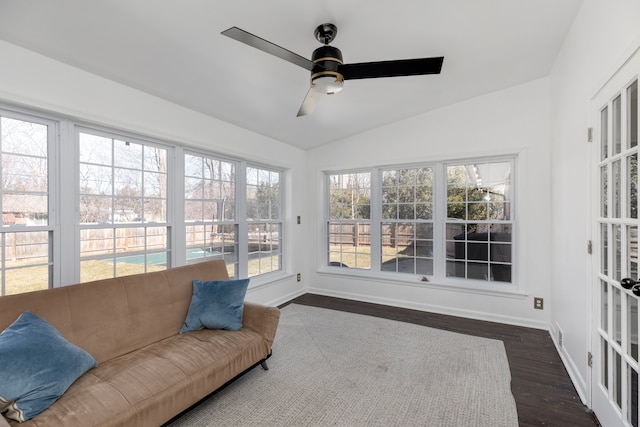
[0,312,97,422]
[181,279,250,332]
[15,328,270,426]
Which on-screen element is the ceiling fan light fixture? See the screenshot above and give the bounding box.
[312,73,344,94]
[222,23,444,116]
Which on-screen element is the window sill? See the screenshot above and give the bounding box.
[247,270,294,290]
[316,267,529,299]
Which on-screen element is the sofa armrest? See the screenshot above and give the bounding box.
[242,302,280,349]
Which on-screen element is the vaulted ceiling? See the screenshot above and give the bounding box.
[0,0,583,150]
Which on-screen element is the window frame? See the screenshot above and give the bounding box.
[324,156,518,292]
[76,125,173,282]
[0,101,291,295]
[0,108,58,296]
[245,164,284,278]
[183,149,239,278]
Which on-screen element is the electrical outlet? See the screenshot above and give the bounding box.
[297,216,301,224]
[534,297,544,310]
[296,273,301,282]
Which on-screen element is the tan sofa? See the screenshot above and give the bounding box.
[0,260,280,427]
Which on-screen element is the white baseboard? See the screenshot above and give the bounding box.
[305,287,550,330]
[549,322,589,406]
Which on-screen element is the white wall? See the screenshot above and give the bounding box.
[306,77,553,330]
[0,40,307,306]
[549,0,640,404]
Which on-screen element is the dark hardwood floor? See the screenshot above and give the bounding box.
[287,294,600,427]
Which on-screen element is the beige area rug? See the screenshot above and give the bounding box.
[168,304,518,427]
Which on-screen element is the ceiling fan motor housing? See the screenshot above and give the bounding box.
[311,45,344,94]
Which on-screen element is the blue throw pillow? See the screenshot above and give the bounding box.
[0,311,97,422]
[180,279,250,333]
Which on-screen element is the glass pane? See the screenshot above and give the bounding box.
[613,160,621,218]
[602,223,609,276]
[602,106,609,160]
[185,200,203,222]
[468,202,487,220]
[184,154,203,177]
[4,264,50,295]
[491,224,512,242]
[80,163,112,195]
[143,146,167,173]
[629,80,638,149]
[115,227,145,254]
[416,223,433,240]
[146,227,166,253]
[248,222,282,276]
[415,203,432,220]
[143,199,165,222]
[629,154,638,219]
[614,287,622,346]
[114,168,142,197]
[602,280,609,332]
[80,195,112,223]
[2,154,47,192]
[467,262,488,280]
[113,198,142,222]
[398,204,414,220]
[79,132,112,165]
[628,366,638,427]
[446,260,465,278]
[628,295,638,362]
[601,165,608,218]
[80,228,114,258]
[491,263,511,282]
[629,226,639,279]
[615,351,623,409]
[602,338,609,390]
[114,140,142,169]
[144,172,165,198]
[447,202,466,219]
[115,256,160,277]
[247,167,282,220]
[615,225,622,281]
[80,259,114,282]
[1,117,47,156]
[614,95,622,155]
[2,194,48,226]
[2,231,50,295]
[416,258,433,276]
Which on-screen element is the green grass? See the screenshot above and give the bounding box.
[3,254,281,296]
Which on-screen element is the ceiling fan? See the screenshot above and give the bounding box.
[221,23,444,117]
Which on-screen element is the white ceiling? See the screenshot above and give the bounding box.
[0,0,583,150]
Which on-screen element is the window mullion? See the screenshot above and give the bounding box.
[370,168,381,273]
[172,146,186,266]
[433,162,446,279]
[237,160,248,279]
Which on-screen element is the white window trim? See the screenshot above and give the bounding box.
[321,155,522,296]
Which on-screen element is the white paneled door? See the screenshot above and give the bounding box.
[592,47,639,427]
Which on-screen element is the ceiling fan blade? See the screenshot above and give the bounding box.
[297,87,323,117]
[341,56,444,80]
[221,26,315,71]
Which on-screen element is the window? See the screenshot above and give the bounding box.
[445,161,513,282]
[328,171,371,269]
[381,167,433,275]
[325,157,515,285]
[78,128,170,282]
[0,112,54,295]
[184,152,238,278]
[246,166,282,277]
[0,103,289,295]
